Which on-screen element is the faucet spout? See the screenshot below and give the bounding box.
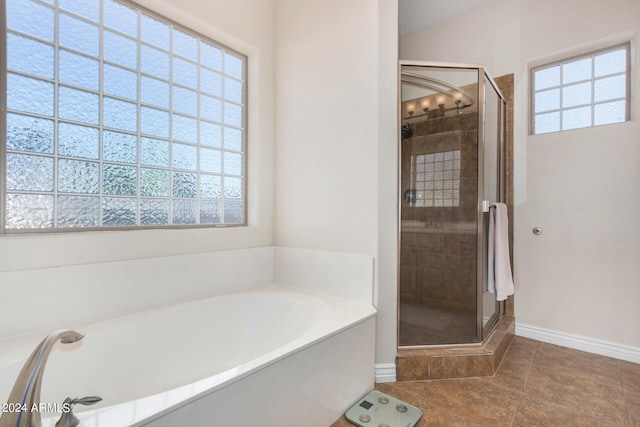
[0,329,84,427]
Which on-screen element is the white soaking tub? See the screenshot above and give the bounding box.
[0,283,376,426]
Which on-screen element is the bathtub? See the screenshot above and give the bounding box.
[0,283,376,426]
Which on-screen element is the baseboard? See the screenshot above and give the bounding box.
[376,326,639,384]
[375,363,396,383]
[516,323,640,364]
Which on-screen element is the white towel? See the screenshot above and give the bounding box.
[488,203,514,301]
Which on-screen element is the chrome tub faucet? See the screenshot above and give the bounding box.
[0,330,84,427]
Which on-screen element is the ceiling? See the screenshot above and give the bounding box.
[398,0,494,37]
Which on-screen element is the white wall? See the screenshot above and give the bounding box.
[274,0,378,254]
[274,0,399,365]
[0,0,276,272]
[401,0,640,350]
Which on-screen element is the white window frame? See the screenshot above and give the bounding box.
[530,42,630,135]
[1,0,247,233]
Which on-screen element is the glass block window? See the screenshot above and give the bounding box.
[414,150,461,207]
[3,0,246,232]
[531,43,630,135]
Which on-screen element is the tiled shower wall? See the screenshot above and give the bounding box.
[400,230,476,311]
[401,113,478,224]
[400,111,479,312]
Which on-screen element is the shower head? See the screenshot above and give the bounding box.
[402,124,414,140]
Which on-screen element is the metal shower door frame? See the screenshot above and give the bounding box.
[397,60,507,348]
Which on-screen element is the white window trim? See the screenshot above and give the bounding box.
[529,42,631,135]
[1,0,248,233]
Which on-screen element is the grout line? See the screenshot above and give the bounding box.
[509,393,527,427]
[508,338,540,426]
[494,332,516,375]
[616,359,635,425]
[520,339,540,392]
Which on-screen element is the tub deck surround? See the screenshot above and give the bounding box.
[0,283,377,427]
[0,246,375,340]
[273,246,375,305]
[0,247,276,340]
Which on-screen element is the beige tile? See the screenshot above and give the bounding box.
[412,405,487,427]
[429,355,466,379]
[376,381,429,406]
[376,382,487,427]
[490,356,532,392]
[533,342,620,383]
[512,394,631,427]
[625,389,640,425]
[329,416,352,427]
[397,356,429,381]
[466,354,494,377]
[397,348,432,358]
[502,336,539,364]
[524,361,628,424]
[493,333,509,371]
[375,381,432,408]
[489,336,538,390]
[417,378,522,425]
[619,359,640,395]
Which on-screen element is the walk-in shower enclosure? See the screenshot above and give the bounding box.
[399,61,506,347]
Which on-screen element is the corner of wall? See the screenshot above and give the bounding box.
[273,246,374,305]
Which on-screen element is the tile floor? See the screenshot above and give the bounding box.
[331,336,640,426]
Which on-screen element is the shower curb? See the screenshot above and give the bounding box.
[395,315,515,380]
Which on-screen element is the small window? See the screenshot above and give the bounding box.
[3,0,247,232]
[530,43,630,135]
[414,150,461,207]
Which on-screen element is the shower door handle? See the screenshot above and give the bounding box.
[482,200,491,212]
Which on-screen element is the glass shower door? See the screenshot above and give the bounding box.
[399,65,481,346]
[399,62,507,347]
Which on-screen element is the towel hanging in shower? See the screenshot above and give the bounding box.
[488,203,514,301]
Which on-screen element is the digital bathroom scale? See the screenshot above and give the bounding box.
[345,390,423,427]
